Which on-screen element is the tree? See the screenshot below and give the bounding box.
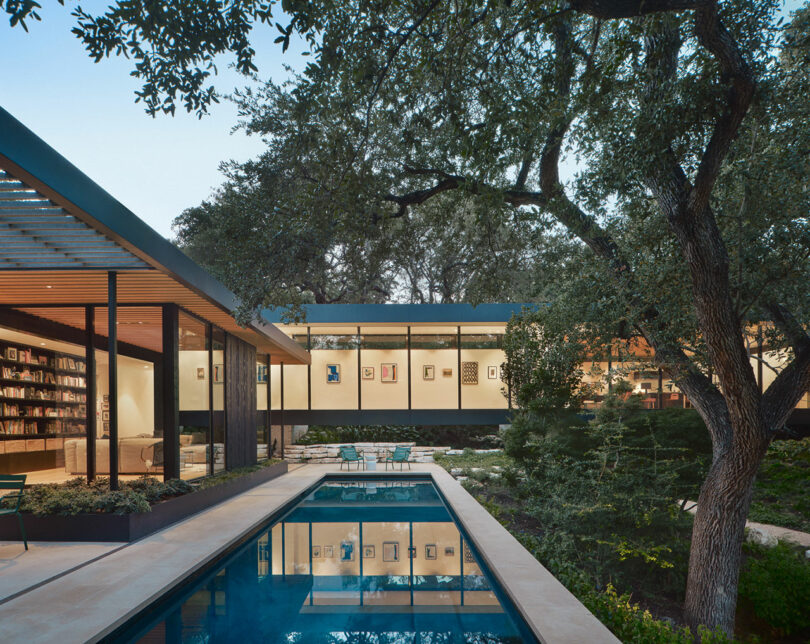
[10,0,810,635]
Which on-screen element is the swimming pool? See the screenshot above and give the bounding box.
[115,476,538,643]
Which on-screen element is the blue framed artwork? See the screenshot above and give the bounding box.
[326,364,341,383]
[257,364,268,384]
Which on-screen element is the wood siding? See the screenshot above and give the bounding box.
[225,334,257,468]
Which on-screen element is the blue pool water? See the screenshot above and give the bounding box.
[119,477,537,643]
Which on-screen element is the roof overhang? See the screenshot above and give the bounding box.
[0,107,308,365]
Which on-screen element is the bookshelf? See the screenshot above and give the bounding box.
[0,341,87,439]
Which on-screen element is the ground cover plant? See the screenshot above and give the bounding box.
[19,460,281,516]
[298,424,502,449]
[748,438,810,532]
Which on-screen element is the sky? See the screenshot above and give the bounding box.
[0,4,306,238]
[1,3,804,240]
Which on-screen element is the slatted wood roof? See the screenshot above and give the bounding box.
[0,107,308,365]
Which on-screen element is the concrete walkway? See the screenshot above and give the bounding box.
[684,502,810,548]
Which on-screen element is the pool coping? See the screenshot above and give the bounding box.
[0,464,619,644]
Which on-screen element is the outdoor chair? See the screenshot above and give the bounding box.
[384,446,412,471]
[339,446,365,470]
[0,474,28,550]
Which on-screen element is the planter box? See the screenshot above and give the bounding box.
[0,461,288,542]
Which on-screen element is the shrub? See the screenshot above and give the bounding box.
[739,542,810,635]
[297,424,502,448]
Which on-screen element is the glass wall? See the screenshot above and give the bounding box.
[359,327,408,410]
[178,311,210,479]
[459,327,508,410]
[257,356,269,460]
[411,327,458,410]
[212,327,226,473]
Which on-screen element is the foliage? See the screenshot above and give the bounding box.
[434,449,511,471]
[749,438,810,532]
[738,542,810,636]
[298,424,502,449]
[19,461,281,516]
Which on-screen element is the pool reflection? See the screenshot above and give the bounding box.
[136,480,530,643]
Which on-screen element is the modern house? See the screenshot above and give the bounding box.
[2,107,807,489]
[0,107,309,487]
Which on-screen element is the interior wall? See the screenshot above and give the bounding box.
[360,349,408,410]
[178,349,209,411]
[410,349,458,409]
[460,348,508,409]
[311,349,358,410]
[95,353,155,439]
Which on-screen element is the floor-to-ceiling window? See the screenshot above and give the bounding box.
[212,326,226,473]
[178,311,210,479]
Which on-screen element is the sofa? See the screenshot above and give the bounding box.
[64,437,163,474]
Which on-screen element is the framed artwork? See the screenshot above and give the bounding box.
[442,368,453,377]
[103,394,109,403]
[408,546,417,559]
[382,541,399,562]
[257,364,268,384]
[487,365,498,379]
[324,545,334,558]
[422,365,435,380]
[425,544,437,560]
[312,545,322,558]
[102,411,110,421]
[197,367,205,381]
[363,545,375,559]
[380,363,397,383]
[214,364,224,383]
[340,541,354,561]
[361,366,375,380]
[444,546,455,557]
[461,361,479,385]
[326,364,341,383]
[101,402,109,411]
[464,545,475,563]
[5,347,17,361]
[103,422,109,433]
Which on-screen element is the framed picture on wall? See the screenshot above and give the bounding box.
[363,545,375,559]
[340,541,354,561]
[103,394,109,403]
[382,541,399,562]
[380,363,397,382]
[461,361,479,385]
[444,546,455,556]
[312,545,322,558]
[103,422,109,433]
[102,411,110,421]
[487,365,498,379]
[324,545,334,558]
[442,368,453,377]
[361,366,374,380]
[197,367,205,380]
[101,402,109,411]
[214,364,224,383]
[257,364,268,384]
[425,544,437,560]
[5,347,17,361]
[423,365,435,380]
[326,364,341,383]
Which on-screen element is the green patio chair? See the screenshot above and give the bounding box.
[339,446,364,471]
[0,474,28,550]
[384,446,412,471]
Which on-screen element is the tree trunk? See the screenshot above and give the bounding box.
[683,425,770,636]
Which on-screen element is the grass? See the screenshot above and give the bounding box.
[748,438,810,532]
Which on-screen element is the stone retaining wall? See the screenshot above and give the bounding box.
[284,442,451,464]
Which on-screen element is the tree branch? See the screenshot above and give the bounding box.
[570,0,710,19]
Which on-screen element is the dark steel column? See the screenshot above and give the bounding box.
[457,326,462,410]
[107,271,119,490]
[607,357,613,394]
[266,355,271,459]
[357,326,362,410]
[280,361,285,459]
[407,327,412,410]
[307,327,312,410]
[162,304,180,480]
[84,306,96,482]
[208,323,214,477]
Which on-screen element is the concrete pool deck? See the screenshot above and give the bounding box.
[0,464,618,644]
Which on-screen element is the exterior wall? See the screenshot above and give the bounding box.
[361,349,409,410]
[225,334,257,468]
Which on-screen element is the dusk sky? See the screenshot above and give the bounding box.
[0,5,306,238]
